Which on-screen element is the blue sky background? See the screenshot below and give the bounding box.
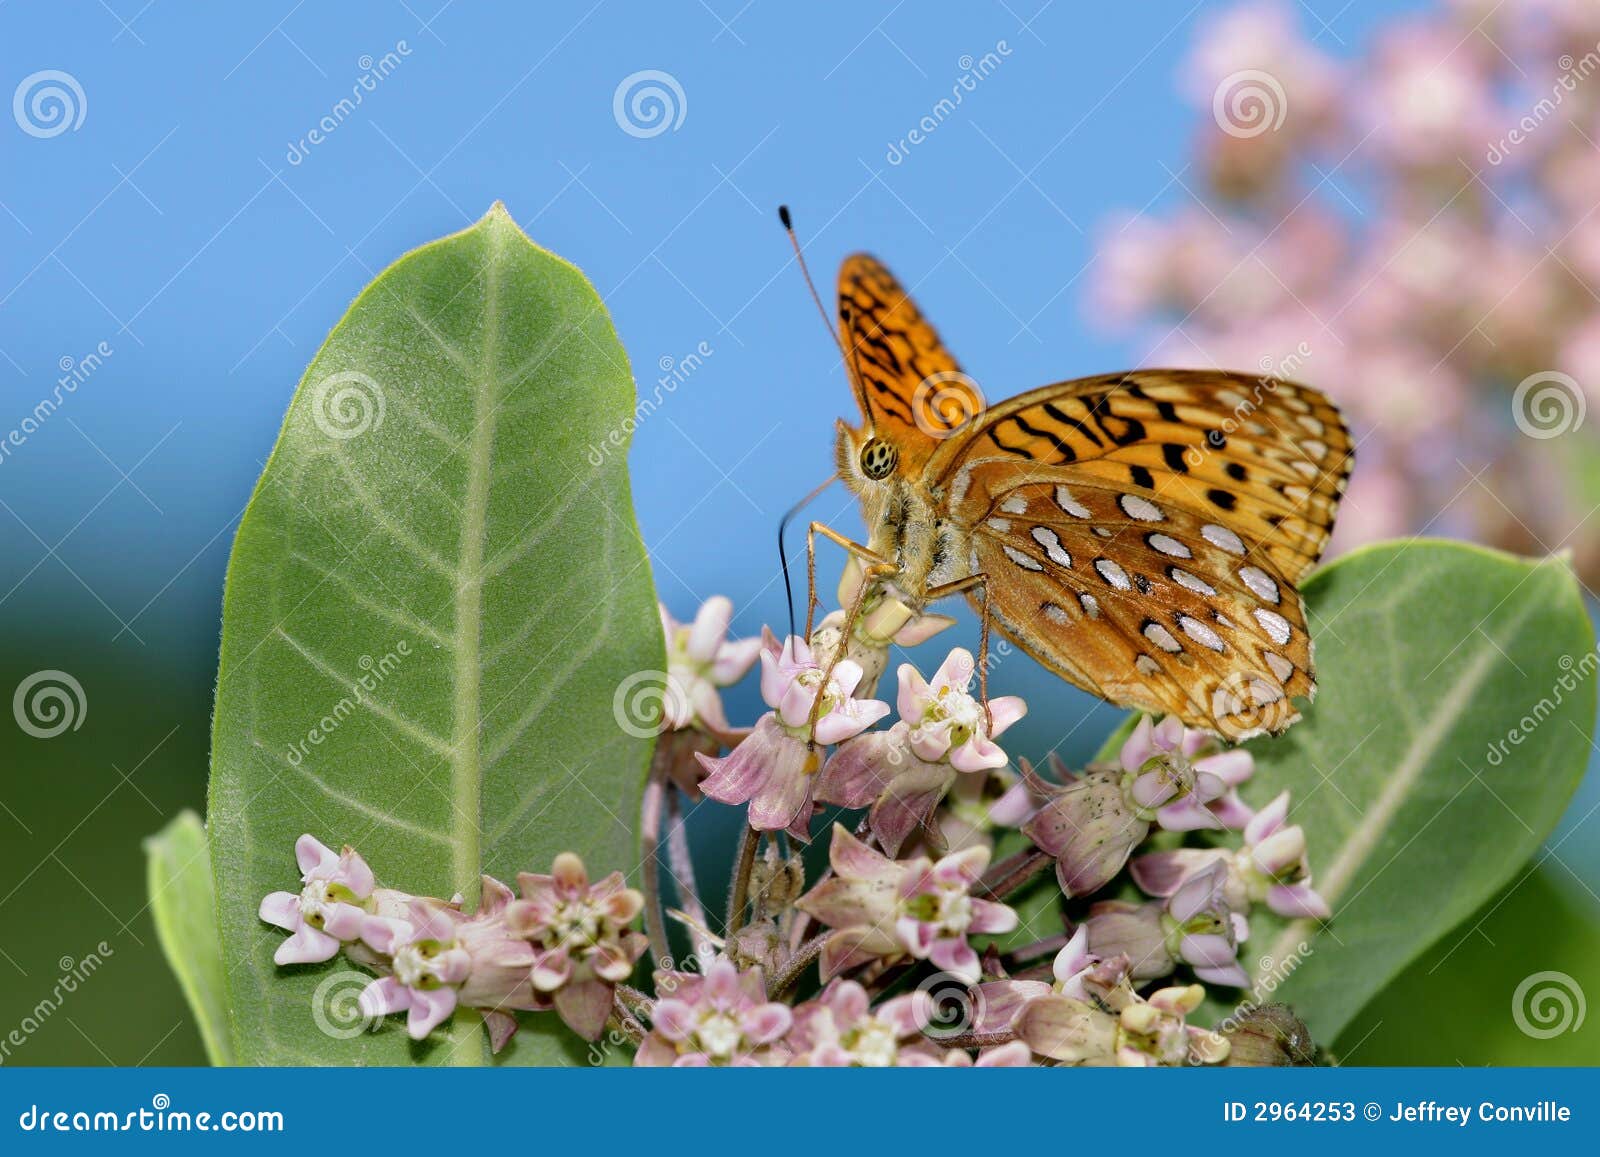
[8,0,1597,1066]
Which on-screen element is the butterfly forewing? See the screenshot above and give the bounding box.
[929,370,1353,584]
[838,253,979,473]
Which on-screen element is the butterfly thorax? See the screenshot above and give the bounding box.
[853,474,974,608]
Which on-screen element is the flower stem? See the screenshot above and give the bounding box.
[934,1027,1019,1050]
[769,932,828,998]
[977,846,1053,900]
[640,760,673,968]
[726,823,761,935]
[665,789,713,965]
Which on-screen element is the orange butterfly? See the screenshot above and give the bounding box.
[794,232,1353,740]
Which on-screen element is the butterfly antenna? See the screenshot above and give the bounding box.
[779,205,847,359]
[778,474,838,638]
[779,204,877,428]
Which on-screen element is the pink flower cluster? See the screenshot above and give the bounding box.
[261,838,646,1050]
[261,596,1334,1066]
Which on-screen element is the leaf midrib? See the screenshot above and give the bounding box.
[449,225,504,904]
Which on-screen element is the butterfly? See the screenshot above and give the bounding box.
[812,250,1353,740]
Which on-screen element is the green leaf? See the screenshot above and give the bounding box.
[1238,541,1594,1042]
[1335,863,1600,1064]
[207,205,662,1065]
[144,811,234,1066]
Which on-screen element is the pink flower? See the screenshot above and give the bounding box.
[1120,715,1232,830]
[635,959,792,1066]
[789,980,940,1066]
[357,900,473,1040]
[659,596,761,734]
[1087,861,1250,988]
[697,633,889,836]
[797,825,1018,984]
[1023,717,1253,897]
[1130,790,1330,920]
[1015,974,1230,1067]
[258,835,375,966]
[502,853,649,1040]
[815,649,1026,854]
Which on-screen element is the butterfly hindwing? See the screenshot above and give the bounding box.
[968,473,1316,738]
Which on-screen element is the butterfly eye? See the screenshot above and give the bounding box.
[859,438,898,480]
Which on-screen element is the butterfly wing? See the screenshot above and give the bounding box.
[933,370,1353,737]
[838,253,981,474]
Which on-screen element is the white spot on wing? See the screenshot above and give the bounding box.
[1202,524,1246,555]
[1147,533,1191,559]
[1119,494,1163,522]
[1264,651,1295,682]
[1238,565,1280,604]
[1054,486,1092,519]
[986,518,1012,533]
[1001,496,1029,514]
[1003,544,1044,572]
[1043,603,1071,625]
[1143,622,1182,652]
[1177,614,1226,652]
[1094,558,1132,590]
[950,466,974,506]
[1170,568,1216,596]
[1254,607,1292,645]
[1030,526,1072,568]
[1079,593,1101,619]
[1135,654,1161,676]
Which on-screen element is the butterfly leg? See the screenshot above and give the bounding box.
[803,522,898,747]
[925,571,995,733]
[803,521,895,639]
